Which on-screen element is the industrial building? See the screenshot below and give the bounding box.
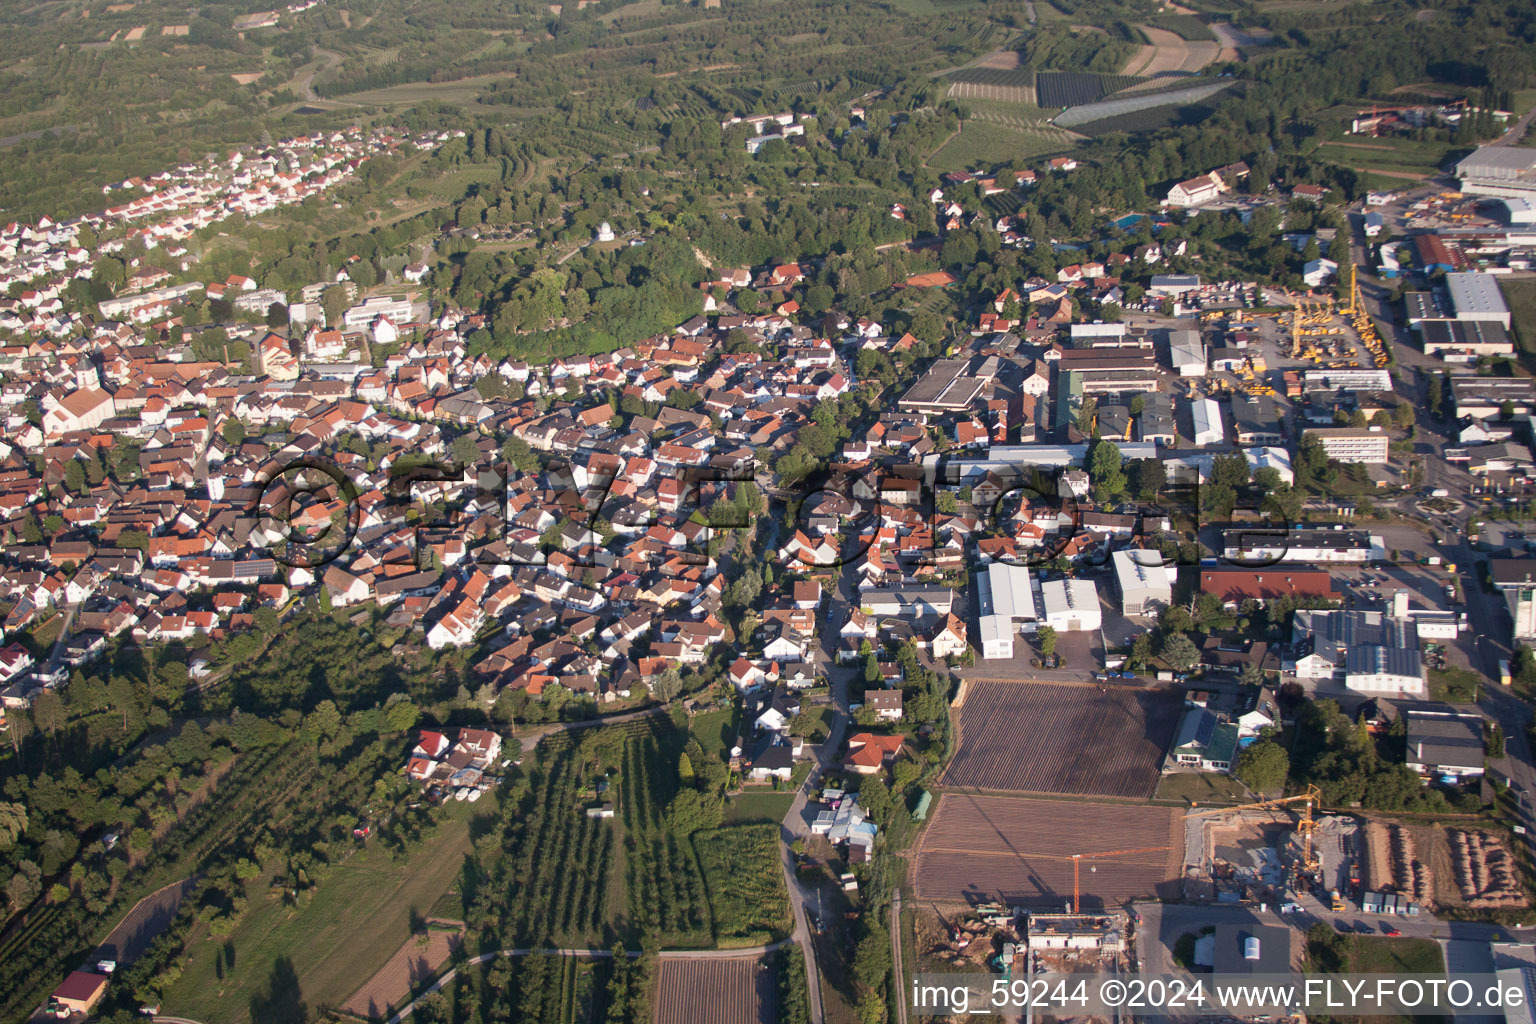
[1244,446,1294,485]
[1455,145,1536,200]
[1302,367,1393,392]
[1302,427,1390,464]
[1039,578,1102,632]
[1445,271,1512,328]
[1490,559,1536,642]
[1190,398,1224,446]
[1138,391,1177,444]
[1451,374,1536,418]
[1287,608,1426,696]
[1419,319,1514,358]
[897,358,988,413]
[1220,526,1379,564]
[1230,394,1284,446]
[1112,548,1174,616]
[1200,568,1337,607]
[1148,274,1201,296]
[862,585,954,621]
[975,562,1039,660]
[930,442,1160,484]
[1167,330,1207,376]
[1402,703,1485,781]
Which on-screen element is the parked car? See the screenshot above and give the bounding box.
[1382,927,1401,937]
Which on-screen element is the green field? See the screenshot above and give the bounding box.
[1314,135,1458,180]
[927,119,1077,172]
[1344,935,1444,973]
[160,799,492,1024]
[1429,666,1482,703]
[1501,278,1536,354]
[725,789,797,823]
[1153,771,1253,805]
[1144,14,1213,40]
[689,706,738,764]
[693,824,793,947]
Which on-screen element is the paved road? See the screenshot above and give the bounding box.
[1136,899,1529,977]
[777,556,861,1024]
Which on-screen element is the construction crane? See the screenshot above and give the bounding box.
[1071,847,1171,914]
[1185,784,1324,872]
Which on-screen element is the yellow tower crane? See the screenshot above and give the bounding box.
[1185,784,1324,872]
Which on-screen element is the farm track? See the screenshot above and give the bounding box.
[914,794,1184,907]
[941,680,1182,798]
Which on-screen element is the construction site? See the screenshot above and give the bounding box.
[1361,821,1528,912]
[1181,787,1362,908]
[1182,789,1531,915]
[916,904,1129,988]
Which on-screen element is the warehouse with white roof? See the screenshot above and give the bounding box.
[1168,330,1207,377]
[1455,146,1536,199]
[1445,271,1511,328]
[975,561,1040,660]
[1190,398,1224,446]
[1112,548,1175,616]
[1040,578,1102,632]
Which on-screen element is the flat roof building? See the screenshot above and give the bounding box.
[898,358,986,413]
[1456,146,1536,199]
[1446,271,1512,328]
[1303,427,1390,464]
[1039,578,1101,632]
[1220,525,1379,564]
[1112,548,1174,616]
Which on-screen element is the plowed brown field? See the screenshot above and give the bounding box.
[942,680,1182,798]
[654,954,777,1024]
[342,926,463,1020]
[914,794,1183,908]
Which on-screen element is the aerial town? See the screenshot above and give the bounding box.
[4,0,1536,1022]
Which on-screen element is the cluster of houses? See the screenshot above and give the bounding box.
[405,727,505,798]
[0,126,459,336]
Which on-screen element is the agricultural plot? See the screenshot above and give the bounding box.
[942,680,1182,798]
[693,825,793,947]
[1055,79,1235,128]
[93,876,200,966]
[341,925,463,1020]
[621,724,713,948]
[928,120,1078,172]
[654,954,778,1024]
[1118,26,1222,83]
[1314,136,1455,180]
[1037,71,1140,108]
[914,795,1184,907]
[948,67,1037,105]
